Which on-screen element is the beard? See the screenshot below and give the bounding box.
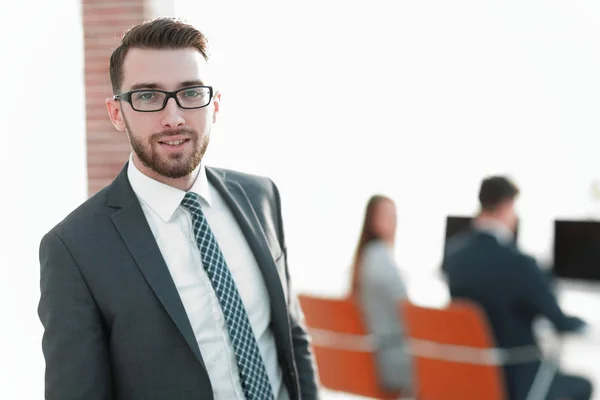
[125,121,210,179]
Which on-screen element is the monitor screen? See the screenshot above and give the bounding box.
[443,215,519,261]
[444,215,520,240]
[442,216,474,265]
[553,220,600,282]
[445,215,473,240]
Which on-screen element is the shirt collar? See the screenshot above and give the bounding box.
[127,153,212,222]
[473,217,514,245]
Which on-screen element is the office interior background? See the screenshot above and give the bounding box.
[2,0,600,398]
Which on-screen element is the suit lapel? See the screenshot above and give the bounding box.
[107,164,206,370]
[206,168,293,350]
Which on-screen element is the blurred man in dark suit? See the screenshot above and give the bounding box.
[443,176,592,400]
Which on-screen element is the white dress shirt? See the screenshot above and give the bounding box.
[127,155,288,400]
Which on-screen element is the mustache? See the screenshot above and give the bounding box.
[152,128,196,141]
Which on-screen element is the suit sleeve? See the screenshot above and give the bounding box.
[38,231,112,399]
[270,180,321,400]
[518,255,584,333]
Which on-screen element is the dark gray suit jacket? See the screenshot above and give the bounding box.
[37,163,319,400]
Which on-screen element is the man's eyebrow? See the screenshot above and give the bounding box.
[127,80,206,91]
[178,80,205,88]
[129,82,164,90]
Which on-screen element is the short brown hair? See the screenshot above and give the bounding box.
[478,176,519,211]
[109,17,210,94]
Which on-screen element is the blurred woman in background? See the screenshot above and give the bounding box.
[351,195,413,393]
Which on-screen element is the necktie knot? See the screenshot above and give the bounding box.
[181,192,203,216]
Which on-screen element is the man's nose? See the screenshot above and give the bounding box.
[160,98,185,128]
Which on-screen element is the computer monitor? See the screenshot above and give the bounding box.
[553,219,600,282]
[445,215,474,240]
[443,215,519,259]
[444,215,520,240]
[442,216,473,265]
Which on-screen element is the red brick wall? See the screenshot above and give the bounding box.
[82,0,148,196]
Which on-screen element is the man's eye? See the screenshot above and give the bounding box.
[136,92,158,101]
[183,89,201,97]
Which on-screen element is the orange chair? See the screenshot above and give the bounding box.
[299,294,409,399]
[401,300,556,400]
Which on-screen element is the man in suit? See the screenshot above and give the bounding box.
[38,17,319,400]
[443,176,592,400]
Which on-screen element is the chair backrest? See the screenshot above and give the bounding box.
[298,294,401,399]
[401,300,507,400]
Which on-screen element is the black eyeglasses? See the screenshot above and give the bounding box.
[113,85,213,112]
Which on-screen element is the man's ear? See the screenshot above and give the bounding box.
[106,98,127,131]
[212,91,221,124]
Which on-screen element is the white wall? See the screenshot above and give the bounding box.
[173,0,600,295]
[0,1,87,398]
